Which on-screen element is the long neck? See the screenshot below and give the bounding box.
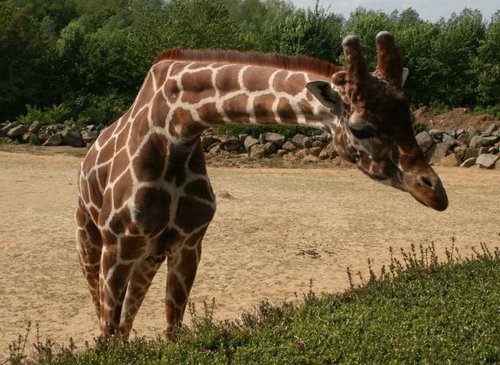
[133,61,334,141]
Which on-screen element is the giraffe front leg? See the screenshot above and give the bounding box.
[164,240,203,340]
[119,258,163,337]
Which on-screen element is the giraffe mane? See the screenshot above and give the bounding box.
[154,48,341,78]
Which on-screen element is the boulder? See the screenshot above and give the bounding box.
[243,136,259,151]
[460,157,477,168]
[476,154,499,169]
[200,134,220,151]
[28,120,42,133]
[324,142,338,159]
[291,134,312,149]
[463,148,479,160]
[61,127,85,147]
[442,134,458,146]
[81,130,99,144]
[302,155,319,163]
[318,149,330,160]
[264,132,285,147]
[453,145,467,160]
[249,144,265,158]
[415,131,433,152]
[1,121,19,135]
[470,135,498,148]
[281,141,296,152]
[6,124,27,138]
[263,142,277,156]
[428,129,444,141]
[309,146,322,156]
[482,123,497,137]
[429,143,451,164]
[43,133,63,146]
[219,135,241,152]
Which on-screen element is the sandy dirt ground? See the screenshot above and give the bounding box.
[0,148,499,359]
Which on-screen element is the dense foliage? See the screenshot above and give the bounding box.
[1,0,499,126]
[9,244,500,363]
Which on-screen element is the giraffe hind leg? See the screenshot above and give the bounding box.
[76,203,102,321]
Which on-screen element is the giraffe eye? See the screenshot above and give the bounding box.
[349,126,375,139]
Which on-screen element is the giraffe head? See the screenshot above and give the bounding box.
[307,32,448,211]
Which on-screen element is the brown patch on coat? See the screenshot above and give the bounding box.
[223,93,249,123]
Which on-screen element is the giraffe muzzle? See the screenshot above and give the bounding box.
[404,170,448,211]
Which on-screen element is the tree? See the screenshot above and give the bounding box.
[261,3,343,62]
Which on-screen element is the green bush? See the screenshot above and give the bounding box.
[212,124,321,138]
[18,104,72,125]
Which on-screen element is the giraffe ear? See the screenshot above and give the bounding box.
[306,80,343,116]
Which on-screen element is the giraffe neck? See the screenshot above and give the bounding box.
[129,60,339,143]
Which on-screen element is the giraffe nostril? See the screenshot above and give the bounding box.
[419,175,434,189]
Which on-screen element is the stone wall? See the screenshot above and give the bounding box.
[415,124,500,169]
[1,120,499,169]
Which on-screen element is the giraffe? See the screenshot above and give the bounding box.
[76,31,448,340]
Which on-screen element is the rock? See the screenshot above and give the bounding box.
[324,142,338,159]
[453,145,467,160]
[200,134,220,151]
[1,121,19,135]
[470,135,499,148]
[482,123,497,137]
[282,153,296,161]
[463,148,479,160]
[21,132,32,144]
[6,124,27,138]
[415,131,433,152]
[460,157,477,168]
[295,149,311,159]
[478,147,490,155]
[249,144,265,158]
[61,126,85,147]
[429,143,450,164]
[264,132,285,147]
[43,133,63,146]
[442,134,458,146]
[429,129,444,141]
[439,153,460,167]
[302,155,319,163]
[28,120,42,133]
[318,149,329,160]
[207,144,221,155]
[81,130,99,144]
[243,136,259,151]
[476,154,499,169]
[309,146,322,156]
[429,143,451,164]
[291,134,312,149]
[312,140,324,148]
[263,142,277,156]
[488,147,499,154]
[219,135,241,152]
[319,132,332,143]
[276,149,287,157]
[281,141,296,152]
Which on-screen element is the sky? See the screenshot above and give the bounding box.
[289,0,499,22]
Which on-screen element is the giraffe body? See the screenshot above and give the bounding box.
[76,32,448,339]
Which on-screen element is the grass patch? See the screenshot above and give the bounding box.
[9,243,500,364]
